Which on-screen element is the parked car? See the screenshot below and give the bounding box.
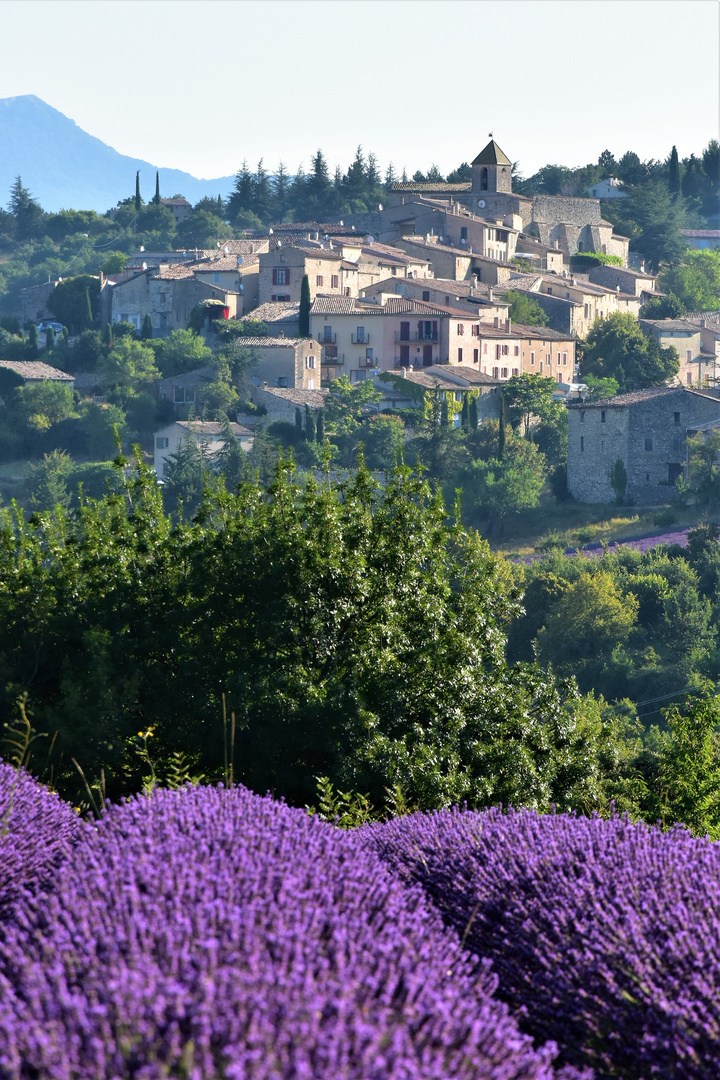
[37,321,66,334]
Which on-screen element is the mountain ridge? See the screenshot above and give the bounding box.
[0,95,236,213]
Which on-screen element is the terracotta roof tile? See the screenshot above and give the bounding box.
[0,360,74,381]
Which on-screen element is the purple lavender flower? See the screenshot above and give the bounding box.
[0,785,581,1079]
[364,807,720,1079]
[0,760,80,926]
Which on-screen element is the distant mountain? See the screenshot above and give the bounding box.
[0,95,236,213]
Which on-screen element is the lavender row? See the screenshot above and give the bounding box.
[365,807,720,1079]
[0,780,581,1080]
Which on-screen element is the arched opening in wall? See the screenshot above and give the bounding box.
[480,168,488,190]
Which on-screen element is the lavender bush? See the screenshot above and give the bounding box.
[365,807,720,1079]
[0,785,582,1080]
[0,760,80,925]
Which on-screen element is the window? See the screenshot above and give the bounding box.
[458,348,463,362]
[502,344,509,355]
[557,352,561,364]
[356,326,365,343]
[305,355,316,369]
[492,366,499,378]
[672,435,682,454]
[580,411,585,423]
[495,344,501,360]
[455,391,462,402]
[514,345,519,356]
[365,348,373,363]
[580,436,584,452]
[400,321,410,341]
[316,275,324,287]
[645,437,653,451]
[275,377,288,388]
[307,378,315,389]
[173,386,195,403]
[214,272,220,283]
[562,352,568,366]
[601,411,606,423]
[457,324,464,336]
[687,372,693,385]
[323,325,333,341]
[483,343,488,354]
[687,349,693,363]
[472,324,479,336]
[530,351,535,366]
[422,290,430,301]
[445,296,450,305]
[156,437,169,449]
[674,412,681,424]
[547,287,553,295]
[473,348,479,363]
[460,226,468,241]
[272,267,289,285]
[512,368,519,376]
[331,275,339,289]
[501,367,508,378]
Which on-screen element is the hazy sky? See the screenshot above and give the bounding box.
[1,0,717,181]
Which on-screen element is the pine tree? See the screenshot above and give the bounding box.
[668,145,681,195]
[135,171,141,213]
[344,146,366,200]
[366,152,381,189]
[299,274,311,337]
[384,162,397,191]
[141,314,153,340]
[253,159,272,222]
[153,171,161,205]
[8,176,33,216]
[316,408,324,444]
[271,162,291,221]
[227,161,255,221]
[305,403,316,443]
[498,393,506,460]
[289,164,307,221]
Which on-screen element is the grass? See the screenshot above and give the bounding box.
[487,490,709,559]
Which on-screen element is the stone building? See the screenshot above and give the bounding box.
[107,266,240,335]
[639,318,719,388]
[248,384,329,423]
[257,243,359,305]
[567,386,720,504]
[153,420,254,478]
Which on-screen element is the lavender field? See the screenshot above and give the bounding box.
[2,765,720,1079]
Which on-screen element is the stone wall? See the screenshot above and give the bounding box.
[532,195,603,228]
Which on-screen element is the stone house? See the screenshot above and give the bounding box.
[0,359,75,391]
[239,337,320,390]
[505,274,636,338]
[360,275,511,323]
[107,266,239,335]
[158,366,215,412]
[248,384,329,423]
[190,252,260,312]
[257,244,359,306]
[586,177,627,200]
[20,279,61,325]
[639,318,718,388]
[153,420,254,478]
[567,386,720,504]
[159,197,192,223]
[243,300,301,338]
[587,264,658,304]
[679,230,720,251]
[375,366,501,423]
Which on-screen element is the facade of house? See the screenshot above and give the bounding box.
[107,266,240,335]
[505,274,636,337]
[567,386,720,504]
[248,384,329,423]
[239,337,320,390]
[360,275,511,322]
[375,366,502,422]
[153,420,254,478]
[680,230,720,251]
[639,318,719,387]
[586,178,627,200]
[158,366,215,412]
[257,244,359,305]
[159,198,192,223]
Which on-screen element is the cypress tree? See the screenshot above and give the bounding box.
[27,322,38,358]
[469,395,478,430]
[498,393,506,460]
[154,171,161,205]
[440,394,450,430]
[299,274,311,337]
[135,171,141,212]
[84,287,93,330]
[45,327,54,351]
[668,146,681,194]
[295,407,303,438]
[102,323,113,346]
[316,408,324,444]
[305,403,315,443]
[461,393,469,431]
[141,313,153,340]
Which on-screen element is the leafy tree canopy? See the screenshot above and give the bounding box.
[504,290,549,326]
[580,312,679,391]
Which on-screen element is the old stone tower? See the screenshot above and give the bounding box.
[471,139,513,195]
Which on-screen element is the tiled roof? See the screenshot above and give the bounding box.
[680,230,720,239]
[0,360,74,381]
[193,254,258,271]
[471,139,512,167]
[153,264,195,280]
[159,366,214,387]
[392,182,472,193]
[270,222,359,235]
[245,301,300,322]
[361,276,508,305]
[510,323,575,341]
[161,198,191,207]
[309,296,475,319]
[396,367,500,389]
[394,237,474,259]
[567,387,719,409]
[256,386,329,408]
[177,421,253,436]
[640,318,705,333]
[231,336,308,347]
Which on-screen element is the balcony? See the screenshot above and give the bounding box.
[351,332,370,344]
[359,356,377,367]
[394,331,439,343]
[322,352,344,365]
[317,333,336,344]
[323,344,338,360]
[395,356,435,369]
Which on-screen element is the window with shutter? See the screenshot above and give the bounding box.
[272,268,278,285]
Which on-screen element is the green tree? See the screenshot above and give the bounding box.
[537,571,638,673]
[609,457,628,505]
[504,290,549,326]
[47,275,101,334]
[12,380,77,433]
[152,329,213,378]
[654,693,720,837]
[135,171,142,213]
[581,313,679,390]
[299,273,311,337]
[502,373,562,437]
[687,429,720,506]
[661,251,720,312]
[467,438,546,534]
[153,171,161,205]
[175,210,226,250]
[582,374,619,400]
[668,145,681,195]
[26,449,73,512]
[98,338,161,396]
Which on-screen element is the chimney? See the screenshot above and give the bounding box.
[506,318,511,333]
[400,367,407,378]
[489,288,494,302]
[701,319,708,328]
[493,316,499,328]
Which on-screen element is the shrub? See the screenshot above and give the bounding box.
[365,807,720,1078]
[0,785,577,1079]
